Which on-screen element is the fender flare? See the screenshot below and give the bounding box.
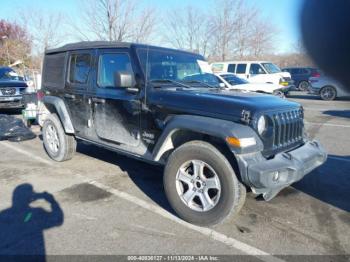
[152,115,263,161]
[42,96,75,134]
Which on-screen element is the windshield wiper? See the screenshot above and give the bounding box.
[183,80,221,89]
[149,79,192,89]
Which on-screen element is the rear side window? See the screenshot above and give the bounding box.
[69,54,92,84]
[236,64,247,74]
[98,53,133,88]
[43,53,66,89]
[227,64,236,73]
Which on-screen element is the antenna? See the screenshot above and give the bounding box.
[144,45,150,107]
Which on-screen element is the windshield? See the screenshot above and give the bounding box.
[0,67,24,81]
[221,74,249,85]
[262,63,282,74]
[137,48,221,88]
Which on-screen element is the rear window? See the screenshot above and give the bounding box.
[42,53,66,89]
[236,64,247,74]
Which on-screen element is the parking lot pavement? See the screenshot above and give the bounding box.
[0,93,349,259]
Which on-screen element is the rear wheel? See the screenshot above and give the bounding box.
[298,80,310,91]
[42,114,76,162]
[164,141,245,226]
[320,86,337,101]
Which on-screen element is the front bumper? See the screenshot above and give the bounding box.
[0,95,23,108]
[236,140,327,200]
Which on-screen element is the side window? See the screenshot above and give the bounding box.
[69,54,91,84]
[211,63,224,73]
[250,63,265,74]
[291,68,299,75]
[98,53,133,88]
[236,64,247,74]
[227,64,236,73]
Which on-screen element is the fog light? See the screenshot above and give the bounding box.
[272,171,280,182]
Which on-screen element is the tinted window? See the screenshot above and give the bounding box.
[228,64,236,73]
[69,54,91,84]
[43,53,66,89]
[98,53,133,88]
[221,74,249,85]
[250,63,265,74]
[236,64,247,74]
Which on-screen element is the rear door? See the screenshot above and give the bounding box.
[64,51,94,138]
[235,63,247,79]
[91,49,141,147]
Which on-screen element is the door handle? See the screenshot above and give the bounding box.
[64,94,75,99]
[92,97,106,104]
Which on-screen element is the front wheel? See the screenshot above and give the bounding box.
[42,114,76,162]
[163,141,245,226]
[320,86,337,101]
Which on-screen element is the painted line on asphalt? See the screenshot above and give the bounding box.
[73,174,284,262]
[0,141,54,166]
[2,141,284,261]
[328,156,350,163]
[305,122,350,128]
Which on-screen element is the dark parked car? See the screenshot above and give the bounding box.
[39,41,327,226]
[0,67,27,109]
[282,67,321,91]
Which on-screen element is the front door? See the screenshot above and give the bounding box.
[64,51,94,138]
[92,50,141,147]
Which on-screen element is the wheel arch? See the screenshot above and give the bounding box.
[152,115,262,167]
[42,96,75,134]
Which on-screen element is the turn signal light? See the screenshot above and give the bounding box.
[226,137,256,148]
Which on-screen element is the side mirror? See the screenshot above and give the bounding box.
[219,83,226,88]
[114,71,136,89]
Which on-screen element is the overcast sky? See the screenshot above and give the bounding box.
[0,0,304,54]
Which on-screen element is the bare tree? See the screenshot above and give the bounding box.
[73,0,157,43]
[0,19,31,66]
[133,7,158,43]
[248,18,278,58]
[163,6,213,56]
[208,0,278,60]
[209,0,238,61]
[18,8,65,54]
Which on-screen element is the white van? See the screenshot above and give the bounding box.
[211,61,294,89]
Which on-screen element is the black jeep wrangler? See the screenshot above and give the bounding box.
[40,42,327,226]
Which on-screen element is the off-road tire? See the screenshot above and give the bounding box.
[42,113,76,162]
[164,141,245,226]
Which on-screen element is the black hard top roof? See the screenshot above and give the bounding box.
[45,41,202,57]
[45,41,133,54]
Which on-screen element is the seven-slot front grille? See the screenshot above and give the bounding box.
[271,109,304,149]
[0,88,16,96]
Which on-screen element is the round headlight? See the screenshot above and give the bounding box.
[257,116,267,135]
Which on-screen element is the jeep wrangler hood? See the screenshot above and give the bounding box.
[149,88,300,120]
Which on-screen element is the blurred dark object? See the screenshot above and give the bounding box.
[301,0,350,91]
[0,114,36,142]
[22,92,38,106]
